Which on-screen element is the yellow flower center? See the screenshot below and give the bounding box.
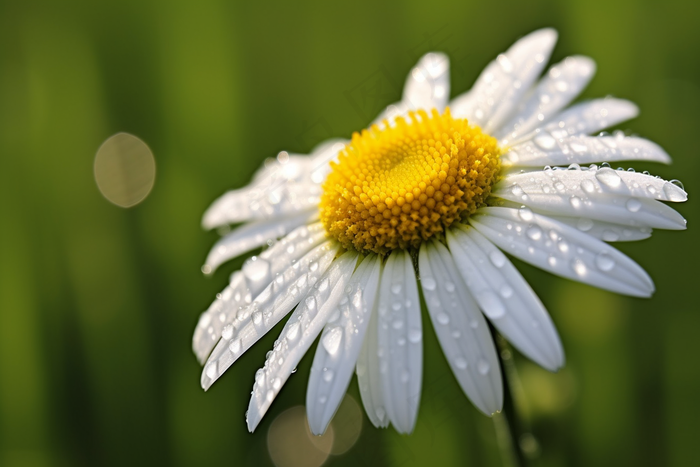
[320,108,501,254]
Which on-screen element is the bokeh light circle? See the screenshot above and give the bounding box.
[94,132,155,207]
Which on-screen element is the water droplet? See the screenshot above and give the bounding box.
[569,196,582,209]
[252,311,262,325]
[595,252,615,271]
[408,328,422,343]
[500,285,514,299]
[571,259,587,276]
[229,338,241,354]
[400,369,410,383]
[305,296,316,310]
[518,206,534,222]
[534,134,556,149]
[205,362,217,379]
[323,368,334,383]
[477,359,490,375]
[625,198,642,212]
[489,250,506,268]
[392,319,404,330]
[580,179,596,193]
[243,257,270,282]
[595,167,622,188]
[286,321,300,342]
[663,181,686,201]
[437,313,450,325]
[272,377,281,390]
[266,390,274,403]
[455,357,468,370]
[309,261,319,272]
[576,218,594,232]
[445,282,455,292]
[527,225,543,241]
[422,277,436,291]
[478,291,506,319]
[322,327,343,356]
[391,283,402,294]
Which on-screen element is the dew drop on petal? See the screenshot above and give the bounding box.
[437,313,450,325]
[518,206,534,222]
[477,359,490,375]
[322,327,343,356]
[595,252,616,271]
[595,167,622,188]
[422,277,437,291]
[489,250,506,268]
[625,198,642,212]
[408,328,422,343]
[455,357,468,370]
[478,291,506,319]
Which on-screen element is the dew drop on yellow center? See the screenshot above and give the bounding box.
[320,108,501,254]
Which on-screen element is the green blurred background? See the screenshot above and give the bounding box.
[1,0,699,466]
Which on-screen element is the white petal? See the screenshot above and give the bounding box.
[495,56,596,143]
[373,53,450,126]
[494,168,686,230]
[306,255,382,435]
[545,216,652,242]
[203,211,318,273]
[470,207,655,297]
[193,271,251,364]
[202,182,321,229]
[376,250,422,434]
[201,241,340,390]
[451,28,558,133]
[418,241,503,414]
[502,134,671,167]
[512,97,639,146]
[356,289,390,428]
[194,223,329,364]
[251,154,310,185]
[446,227,564,371]
[403,53,451,112]
[246,251,360,432]
[498,166,687,203]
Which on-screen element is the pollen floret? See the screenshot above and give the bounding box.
[320,108,501,254]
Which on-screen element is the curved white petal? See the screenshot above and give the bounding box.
[193,271,252,364]
[356,287,390,428]
[512,97,639,146]
[403,53,450,112]
[203,211,318,273]
[495,56,596,144]
[494,168,686,230]
[306,255,382,435]
[446,226,564,371]
[373,53,450,126]
[201,241,340,390]
[470,207,655,297]
[543,216,652,242]
[451,28,558,133]
[376,250,422,434]
[498,166,687,203]
[418,241,503,414]
[251,154,310,185]
[202,182,322,229]
[194,223,329,363]
[502,134,672,167]
[246,251,359,432]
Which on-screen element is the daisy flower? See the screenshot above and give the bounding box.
[192,28,687,435]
